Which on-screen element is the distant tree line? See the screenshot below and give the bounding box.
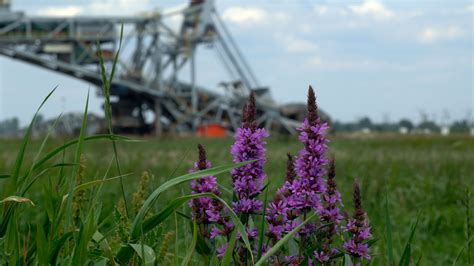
[331,116,473,134]
[0,117,20,137]
[1,114,473,137]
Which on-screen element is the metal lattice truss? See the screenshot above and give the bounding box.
[0,0,300,135]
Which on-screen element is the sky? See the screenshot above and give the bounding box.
[0,0,473,126]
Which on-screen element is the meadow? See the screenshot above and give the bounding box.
[1,133,472,265]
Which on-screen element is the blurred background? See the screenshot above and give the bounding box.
[0,0,472,136]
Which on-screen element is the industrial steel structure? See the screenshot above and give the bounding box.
[0,0,301,135]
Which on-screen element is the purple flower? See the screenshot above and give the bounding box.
[274,88,328,241]
[267,224,285,240]
[231,92,268,215]
[314,250,330,263]
[216,244,228,258]
[265,155,300,247]
[343,240,370,260]
[210,219,234,239]
[293,87,329,205]
[189,144,223,226]
[314,158,345,262]
[343,180,372,261]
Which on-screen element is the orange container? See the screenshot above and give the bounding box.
[198,123,226,138]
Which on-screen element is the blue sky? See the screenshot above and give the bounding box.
[0,0,472,125]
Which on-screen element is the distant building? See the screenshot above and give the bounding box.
[360,127,371,134]
[440,126,450,136]
[399,127,409,134]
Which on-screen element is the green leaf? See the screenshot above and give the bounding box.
[415,253,423,266]
[257,185,269,260]
[255,212,317,266]
[65,89,90,232]
[72,204,101,265]
[131,160,255,238]
[0,174,10,179]
[98,24,129,219]
[9,87,56,190]
[74,173,133,193]
[92,231,115,266]
[453,236,473,265]
[196,233,212,256]
[221,229,238,266]
[36,222,49,264]
[123,192,253,264]
[140,194,203,238]
[181,220,198,266]
[20,113,63,194]
[32,134,133,173]
[129,244,156,266]
[399,213,421,266]
[344,254,353,266]
[49,232,74,264]
[385,191,394,264]
[0,196,35,206]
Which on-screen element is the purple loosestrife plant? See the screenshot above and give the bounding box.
[230,92,268,216]
[343,180,372,262]
[287,86,330,256]
[293,86,329,210]
[266,154,299,242]
[277,87,330,236]
[314,157,344,263]
[184,85,374,265]
[228,92,268,263]
[189,144,223,238]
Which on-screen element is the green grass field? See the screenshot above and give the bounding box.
[0,134,472,264]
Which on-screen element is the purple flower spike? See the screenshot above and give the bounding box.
[280,86,329,224]
[231,92,268,215]
[189,144,223,227]
[315,157,344,263]
[294,87,329,196]
[343,180,372,260]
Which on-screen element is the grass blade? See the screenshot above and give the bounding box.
[131,160,255,238]
[221,229,238,266]
[255,212,317,266]
[49,232,74,264]
[74,173,133,193]
[92,231,115,266]
[399,213,421,266]
[385,191,394,264]
[0,196,35,206]
[257,185,269,260]
[64,90,90,232]
[9,87,56,191]
[97,25,129,218]
[181,220,198,266]
[129,244,156,265]
[32,134,132,172]
[140,194,209,237]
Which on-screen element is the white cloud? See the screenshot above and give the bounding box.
[307,56,395,71]
[275,35,318,53]
[419,26,465,43]
[313,5,348,17]
[35,0,151,17]
[222,7,268,26]
[349,0,395,20]
[36,6,84,17]
[467,4,474,12]
[222,6,289,27]
[314,5,329,16]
